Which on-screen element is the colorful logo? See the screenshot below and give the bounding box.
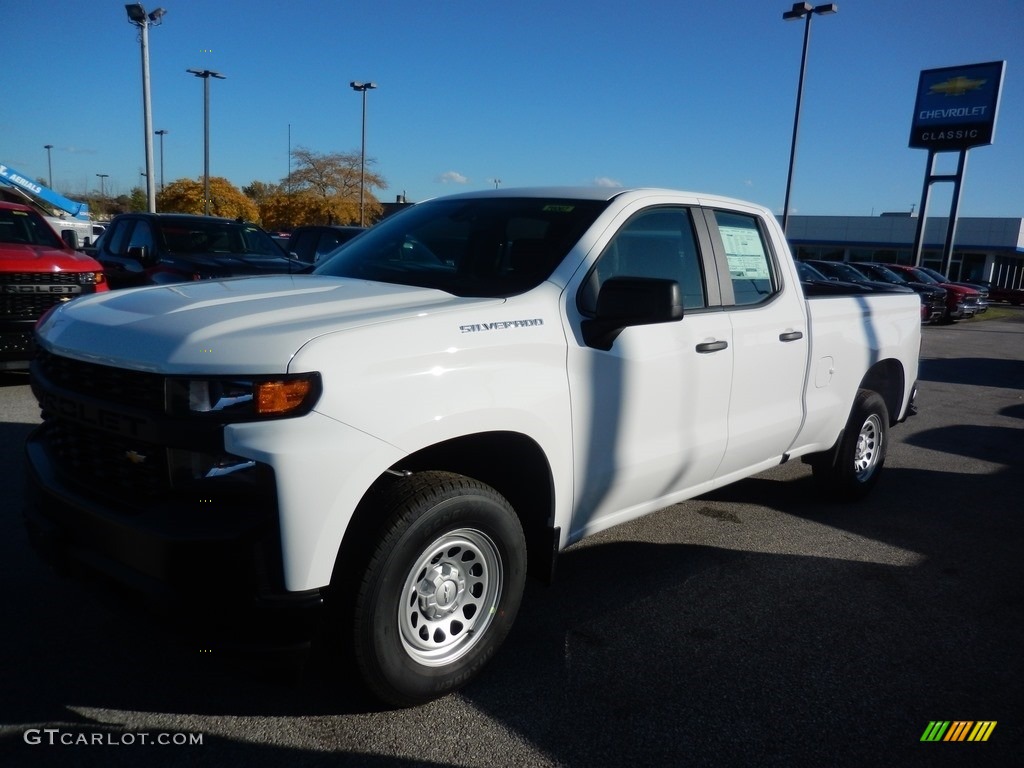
[920,721,997,742]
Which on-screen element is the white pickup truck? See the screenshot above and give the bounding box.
[26,188,920,706]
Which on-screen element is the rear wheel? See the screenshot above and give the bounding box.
[812,389,889,501]
[345,471,526,707]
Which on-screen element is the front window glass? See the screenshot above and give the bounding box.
[106,219,133,255]
[578,207,705,314]
[314,197,608,297]
[128,220,154,251]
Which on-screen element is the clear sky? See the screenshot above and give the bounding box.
[3,0,1022,218]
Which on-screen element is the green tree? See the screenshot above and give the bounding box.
[128,187,148,212]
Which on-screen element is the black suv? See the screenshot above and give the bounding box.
[93,213,298,289]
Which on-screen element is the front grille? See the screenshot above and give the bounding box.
[42,420,168,498]
[1,272,88,319]
[2,271,85,285]
[1,293,73,319]
[35,347,166,412]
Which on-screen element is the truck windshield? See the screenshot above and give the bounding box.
[313,197,609,297]
[0,207,64,249]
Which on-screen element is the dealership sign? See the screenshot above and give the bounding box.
[909,61,1005,150]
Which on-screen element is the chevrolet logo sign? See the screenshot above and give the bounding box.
[124,450,148,465]
[929,76,986,97]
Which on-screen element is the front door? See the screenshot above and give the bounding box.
[566,206,732,540]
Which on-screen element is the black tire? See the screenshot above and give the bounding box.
[812,389,889,501]
[347,471,526,707]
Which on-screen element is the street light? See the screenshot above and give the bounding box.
[155,129,168,192]
[350,81,377,227]
[44,145,54,188]
[125,3,166,214]
[96,173,109,198]
[781,2,837,235]
[187,69,226,216]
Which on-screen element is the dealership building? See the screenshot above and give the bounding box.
[785,212,1024,289]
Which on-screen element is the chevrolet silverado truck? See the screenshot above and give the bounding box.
[1,201,107,370]
[25,188,920,706]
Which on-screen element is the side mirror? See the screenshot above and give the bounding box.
[582,277,683,351]
[126,245,157,266]
[60,229,80,250]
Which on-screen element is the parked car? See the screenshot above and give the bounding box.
[804,260,912,294]
[93,213,299,289]
[884,264,981,322]
[795,260,871,296]
[912,266,989,313]
[286,225,365,264]
[976,280,1024,306]
[846,262,947,324]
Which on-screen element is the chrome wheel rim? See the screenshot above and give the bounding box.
[854,414,883,480]
[399,528,503,667]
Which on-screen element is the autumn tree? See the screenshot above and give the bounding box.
[276,147,385,227]
[157,176,259,221]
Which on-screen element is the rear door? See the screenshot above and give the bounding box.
[702,206,808,480]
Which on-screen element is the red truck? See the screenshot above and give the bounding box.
[885,263,982,323]
[1,201,107,370]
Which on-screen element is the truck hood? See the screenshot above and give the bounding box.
[0,242,103,271]
[37,275,503,373]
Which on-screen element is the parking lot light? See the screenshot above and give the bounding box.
[125,4,166,214]
[187,69,226,216]
[350,81,377,227]
[781,2,838,236]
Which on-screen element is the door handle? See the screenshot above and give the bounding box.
[779,331,804,342]
[696,340,729,354]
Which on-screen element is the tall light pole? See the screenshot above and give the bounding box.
[96,173,109,199]
[350,81,377,226]
[187,69,226,216]
[125,4,166,214]
[781,2,837,235]
[43,145,54,188]
[155,129,168,192]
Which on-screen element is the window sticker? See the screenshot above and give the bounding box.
[719,225,770,279]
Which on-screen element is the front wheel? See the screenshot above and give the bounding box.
[811,389,889,501]
[347,472,526,707]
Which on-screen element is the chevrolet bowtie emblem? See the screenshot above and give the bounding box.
[929,76,986,97]
[125,450,148,465]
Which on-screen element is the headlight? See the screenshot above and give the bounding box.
[167,372,322,420]
[77,271,105,285]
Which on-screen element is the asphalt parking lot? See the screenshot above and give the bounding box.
[1,311,1021,767]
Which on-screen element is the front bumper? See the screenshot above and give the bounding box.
[24,425,324,634]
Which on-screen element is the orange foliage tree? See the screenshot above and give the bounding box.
[157,177,259,221]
